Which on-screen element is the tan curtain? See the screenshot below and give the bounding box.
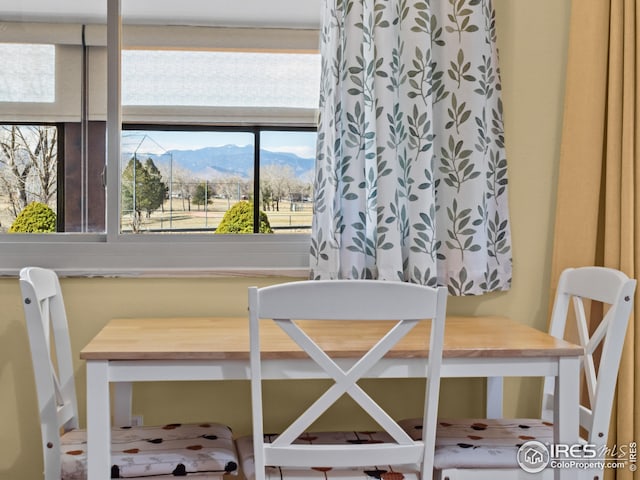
[551,1,638,479]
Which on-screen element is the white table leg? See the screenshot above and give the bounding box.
[113,382,133,426]
[485,376,503,418]
[87,360,111,480]
[556,356,580,480]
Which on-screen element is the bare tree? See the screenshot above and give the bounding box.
[25,126,57,205]
[0,125,32,217]
[169,167,195,211]
[215,176,250,209]
[0,125,57,219]
[261,164,294,212]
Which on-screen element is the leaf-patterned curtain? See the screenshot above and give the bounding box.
[310,0,512,295]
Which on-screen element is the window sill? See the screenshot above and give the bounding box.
[0,233,311,277]
[42,267,309,278]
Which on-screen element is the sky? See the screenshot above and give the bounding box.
[122,130,318,159]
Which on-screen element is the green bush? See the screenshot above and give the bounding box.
[9,202,57,233]
[215,201,273,234]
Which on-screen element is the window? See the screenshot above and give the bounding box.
[259,130,316,233]
[120,127,316,234]
[116,47,319,236]
[0,124,59,232]
[0,19,320,275]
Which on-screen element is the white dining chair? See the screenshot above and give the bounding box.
[400,266,636,480]
[238,279,448,480]
[19,266,239,480]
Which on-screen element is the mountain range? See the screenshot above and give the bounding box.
[126,144,315,181]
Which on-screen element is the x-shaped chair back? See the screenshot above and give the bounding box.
[249,280,447,480]
[541,267,636,444]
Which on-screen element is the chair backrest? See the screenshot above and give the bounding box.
[19,267,79,480]
[249,279,448,480]
[540,266,636,445]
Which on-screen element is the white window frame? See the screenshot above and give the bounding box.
[0,2,316,277]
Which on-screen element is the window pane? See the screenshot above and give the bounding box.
[122,50,320,109]
[120,129,316,234]
[0,125,57,232]
[120,130,254,233]
[0,44,55,103]
[259,130,315,234]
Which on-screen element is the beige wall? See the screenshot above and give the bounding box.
[0,1,571,478]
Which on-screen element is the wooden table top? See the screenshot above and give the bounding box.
[80,316,583,361]
[80,316,582,360]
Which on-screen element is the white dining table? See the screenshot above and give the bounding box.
[81,315,583,480]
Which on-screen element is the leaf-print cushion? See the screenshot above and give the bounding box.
[399,418,554,469]
[236,431,423,480]
[59,422,238,479]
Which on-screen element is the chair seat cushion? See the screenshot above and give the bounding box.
[399,418,554,469]
[60,422,239,479]
[236,432,422,480]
